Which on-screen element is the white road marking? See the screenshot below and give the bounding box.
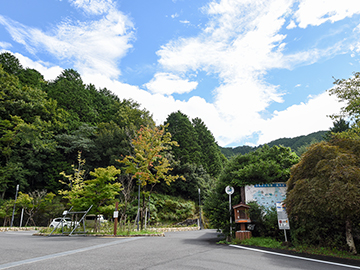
[230,245,360,269]
[0,237,140,269]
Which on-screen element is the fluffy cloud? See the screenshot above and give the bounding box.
[257,92,344,144]
[294,0,360,28]
[144,73,198,95]
[152,0,350,145]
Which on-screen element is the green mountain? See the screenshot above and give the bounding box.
[220,130,327,158]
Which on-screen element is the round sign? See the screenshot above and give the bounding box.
[225,186,234,195]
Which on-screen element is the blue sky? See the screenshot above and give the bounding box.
[1,0,360,147]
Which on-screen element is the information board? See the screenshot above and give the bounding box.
[245,183,287,209]
[276,201,290,230]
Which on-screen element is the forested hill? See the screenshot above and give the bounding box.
[219,130,327,158]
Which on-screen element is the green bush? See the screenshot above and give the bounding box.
[246,201,284,240]
[151,194,196,223]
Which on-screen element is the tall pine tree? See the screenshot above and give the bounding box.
[192,117,224,177]
[165,111,201,165]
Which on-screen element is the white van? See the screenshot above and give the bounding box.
[85,214,107,224]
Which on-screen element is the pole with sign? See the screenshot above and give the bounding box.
[276,201,290,242]
[198,188,202,230]
[225,186,234,237]
[113,202,119,236]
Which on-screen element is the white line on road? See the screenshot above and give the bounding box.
[0,237,141,270]
[230,245,360,269]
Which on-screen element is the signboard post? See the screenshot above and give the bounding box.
[276,201,290,242]
[225,186,234,237]
[113,202,119,236]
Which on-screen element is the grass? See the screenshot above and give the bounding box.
[224,237,360,261]
[38,222,165,236]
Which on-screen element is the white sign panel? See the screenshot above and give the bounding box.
[276,201,290,230]
[245,183,287,208]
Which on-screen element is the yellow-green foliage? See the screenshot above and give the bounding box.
[151,194,196,222]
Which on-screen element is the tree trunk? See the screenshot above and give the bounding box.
[345,219,357,255]
[240,186,246,203]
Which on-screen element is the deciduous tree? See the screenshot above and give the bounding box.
[328,72,360,124]
[118,125,184,229]
[286,135,360,254]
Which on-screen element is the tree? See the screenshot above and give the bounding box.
[0,52,23,76]
[164,111,201,165]
[285,136,360,254]
[118,125,184,229]
[18,68,45,89]
[89,122,132,169]
[0,199,15,226]
[82,166,121,231]
[324,118,351,141]
[58,152,87,209]
[59,152,122,231]
[0,66,69,197]
[192,117,225,177]
[328,72,360,124]
[205,145,299,237]
[44,69,95,124]
[155,162,211,201]
[17,190,55,226]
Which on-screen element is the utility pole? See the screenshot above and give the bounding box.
[10,184,19,227]
[137,181,140,231]
[198,188,202,230]
[225,186,234,239]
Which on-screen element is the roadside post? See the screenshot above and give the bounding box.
[225,186,234,238]
[10,184,19,227]
[276,201,290,242]
[114,202,119,236]
[198,188,202,230]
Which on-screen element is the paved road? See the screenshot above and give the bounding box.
[0,229,359,270]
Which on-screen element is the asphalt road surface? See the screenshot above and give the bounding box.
[0,229,360,270]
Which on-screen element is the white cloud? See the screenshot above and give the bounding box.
[294,0,360,28]
[257,92,344,144]
[171,13,179,19]
[0,49,62,80]
[69,0,114,15]
[0,7,135,79]
[144,73,198,95]
[152,0,352,146]
[0,41,12,49]
[15,53,63,81]
[286,20,296,29]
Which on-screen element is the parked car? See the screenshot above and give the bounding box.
[85,214,108,226]
[49,217,79,228]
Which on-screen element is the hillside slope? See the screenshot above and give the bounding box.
[220,130,327,158]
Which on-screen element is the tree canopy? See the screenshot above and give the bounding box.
[328,72,360,125]
[285,135,360,254]
[205,145,299,236]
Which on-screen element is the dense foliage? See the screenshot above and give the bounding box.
[0,52,218,227]
[285,136,360,254]
[205,145,299,236]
